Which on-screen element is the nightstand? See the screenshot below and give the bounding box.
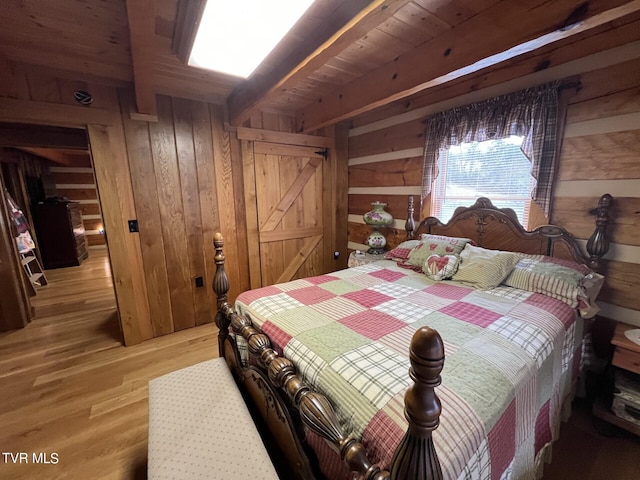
[611,322,640,374]
[348,250,387,267]
[593,321,640,436]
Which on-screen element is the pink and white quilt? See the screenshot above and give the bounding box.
[235,259,583,480]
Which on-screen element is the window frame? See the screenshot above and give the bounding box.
[430,136,535,227]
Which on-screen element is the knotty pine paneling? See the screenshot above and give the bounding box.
[565,87,640,124]
[349,120,425,159]
[119,93,246,339]
[130,95,245,326]
[148,97,197,331]
[172,98,209,327]
[599,260,640,311]
[349,157,423,187]
[569,57,640,107]
[552,197,640,247]
[557,130,640,181]
[211,104,248,299]
[191,102,222,322]
[120,92,174,337]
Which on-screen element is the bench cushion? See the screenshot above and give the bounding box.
[148,357,279,479]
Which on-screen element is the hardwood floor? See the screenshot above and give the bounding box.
[544,397,640,479]
[0,249,218,479]
[1,249,638,479]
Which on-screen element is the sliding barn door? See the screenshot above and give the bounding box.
[243,139,329,288]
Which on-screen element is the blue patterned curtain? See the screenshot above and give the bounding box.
[421,81,561,217]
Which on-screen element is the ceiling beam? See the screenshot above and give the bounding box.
[296,0,640,132]
[126,0,157,116]
[227,0,410,127]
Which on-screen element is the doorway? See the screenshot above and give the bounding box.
[0,122,121,344]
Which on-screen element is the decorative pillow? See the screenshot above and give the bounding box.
[385,240,421,262]
[451,244,521,290]
[406,234,472,270]
[502,255,604,316]
[423,254,460,281]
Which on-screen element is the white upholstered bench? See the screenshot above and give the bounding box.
[148,357,279,480]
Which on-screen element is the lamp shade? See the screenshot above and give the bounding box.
[363,202,393,226]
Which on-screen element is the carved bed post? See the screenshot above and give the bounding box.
[213,232,232,356]
[586,193,613,273]
[390,326,444,480]
[212,232,394,480]
[406,195,416,239]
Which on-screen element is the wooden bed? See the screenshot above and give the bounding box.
[212,195,613,480]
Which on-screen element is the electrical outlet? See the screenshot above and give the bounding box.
[128,219,139,233]
[195,276,204,288]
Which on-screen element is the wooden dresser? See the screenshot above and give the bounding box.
[34,201,88,269]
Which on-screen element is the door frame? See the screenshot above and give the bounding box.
[0,97,152,345]
[238,127,337,288]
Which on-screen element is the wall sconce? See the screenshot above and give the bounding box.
[363,201,393,255]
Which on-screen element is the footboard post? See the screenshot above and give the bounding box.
[213,233,232,356]
[390,326,444,480]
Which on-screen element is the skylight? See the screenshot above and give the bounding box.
[188,0,315,78]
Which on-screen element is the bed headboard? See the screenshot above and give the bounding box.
[406,195,613,273]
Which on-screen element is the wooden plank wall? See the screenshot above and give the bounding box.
[119,92,247,335]
[347,43,640,328]
[0,65,248,345]
[50,166,106,247]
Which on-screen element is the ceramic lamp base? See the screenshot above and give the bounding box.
[366,247,386,255]
[366,229,387,254]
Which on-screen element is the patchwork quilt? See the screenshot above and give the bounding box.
[235,260,583,480]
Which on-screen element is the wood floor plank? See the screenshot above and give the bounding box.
[0,250,218,479]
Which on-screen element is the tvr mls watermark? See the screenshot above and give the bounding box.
[2,452,59,464]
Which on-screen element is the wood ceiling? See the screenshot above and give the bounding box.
[2,0,640,133]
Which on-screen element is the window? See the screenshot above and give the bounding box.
[431,136,534,225]
[189,0,315,78]
[421,82,562,221]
